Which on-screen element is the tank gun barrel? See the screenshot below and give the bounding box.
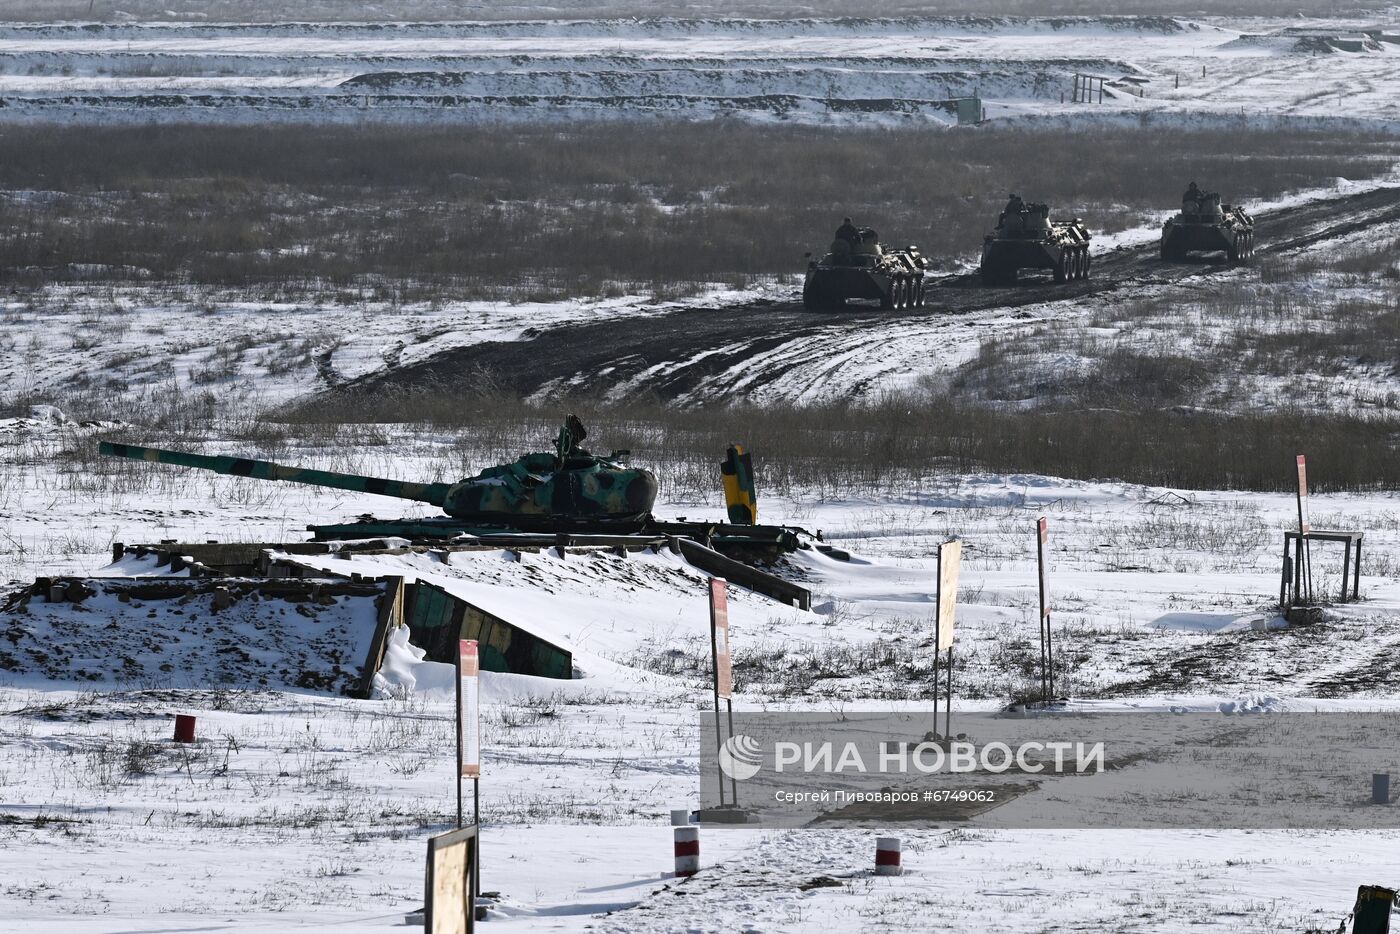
[98,441,450,506]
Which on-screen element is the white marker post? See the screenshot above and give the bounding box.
[1037,517,1054,703]
[936,540,962,738]
[709,578,737,808]
[1296,454,1313,603]
[457,639,481,895]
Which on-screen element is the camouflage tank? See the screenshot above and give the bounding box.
[979,202,1091,285]
[1160,191,1255,262]
[803,226,930,311]
[99,415,660,531]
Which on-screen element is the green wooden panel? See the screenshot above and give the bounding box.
[404,582,572,680]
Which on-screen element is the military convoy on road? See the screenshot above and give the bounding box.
[808,183,1253,310]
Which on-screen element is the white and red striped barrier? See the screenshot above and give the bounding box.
[674,826,700,877]
[874,836,901,876]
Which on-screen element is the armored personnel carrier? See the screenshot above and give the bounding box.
[804,226,929,311]
[979,202,1091,285]
[1161,191,1255,262]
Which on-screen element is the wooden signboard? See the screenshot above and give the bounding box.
[937,540,962,651]
[458,640,480,779]
[710,578,732,700]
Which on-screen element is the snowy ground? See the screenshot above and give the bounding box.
[0,283,771,410]
[0,14,1397,124]
[2,11,1399,931]
[2,405,1400,930]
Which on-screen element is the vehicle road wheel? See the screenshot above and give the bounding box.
[1053,253,1068,283]
[914,277,926,307]
[1082,248,1092,279]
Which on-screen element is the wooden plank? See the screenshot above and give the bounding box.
[357,576,404,699]
[676,538,811,610]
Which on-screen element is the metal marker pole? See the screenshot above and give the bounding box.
[455,655,464,831]
[945,647,953,739]
[1037,519,1049,704]
[473,777,481,898]
[726,697,738,806]
[933,546,942,734]
[1296,455,1313,604]
[1301,519,1313,603]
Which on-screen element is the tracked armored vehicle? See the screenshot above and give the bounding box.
[101,416,655,530]
[803,227,929,311]
[1161,192,1255,261]
[979,202,1091,285]
[99,417,805,559]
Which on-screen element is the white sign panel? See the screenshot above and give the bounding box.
[937,540,962,651]
[711,578,732,700]
[1296,455,1311,534]
[458,640,480,779]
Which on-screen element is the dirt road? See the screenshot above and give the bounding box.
[345,184,1400,403]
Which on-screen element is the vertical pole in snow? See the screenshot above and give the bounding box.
[458,640,481,896]
[1037,517,1051,704]
[455,661,464,831]
[935,540,961,736]
[711,663,726,809]
[709,578,732,809]
[933,547,942,731]
[1296,455,1312,604]
[472,777,480,898]
[725,698,738,807]
[945,646,953,739]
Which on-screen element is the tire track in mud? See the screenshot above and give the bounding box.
[343,184,1400,404]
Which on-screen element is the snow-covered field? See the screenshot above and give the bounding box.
[3,402,1400,930]
[2,9,1400,933]
[0,285,763,409]
[0,14,1397,124]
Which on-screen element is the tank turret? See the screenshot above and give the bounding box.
[99,415,659,529]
